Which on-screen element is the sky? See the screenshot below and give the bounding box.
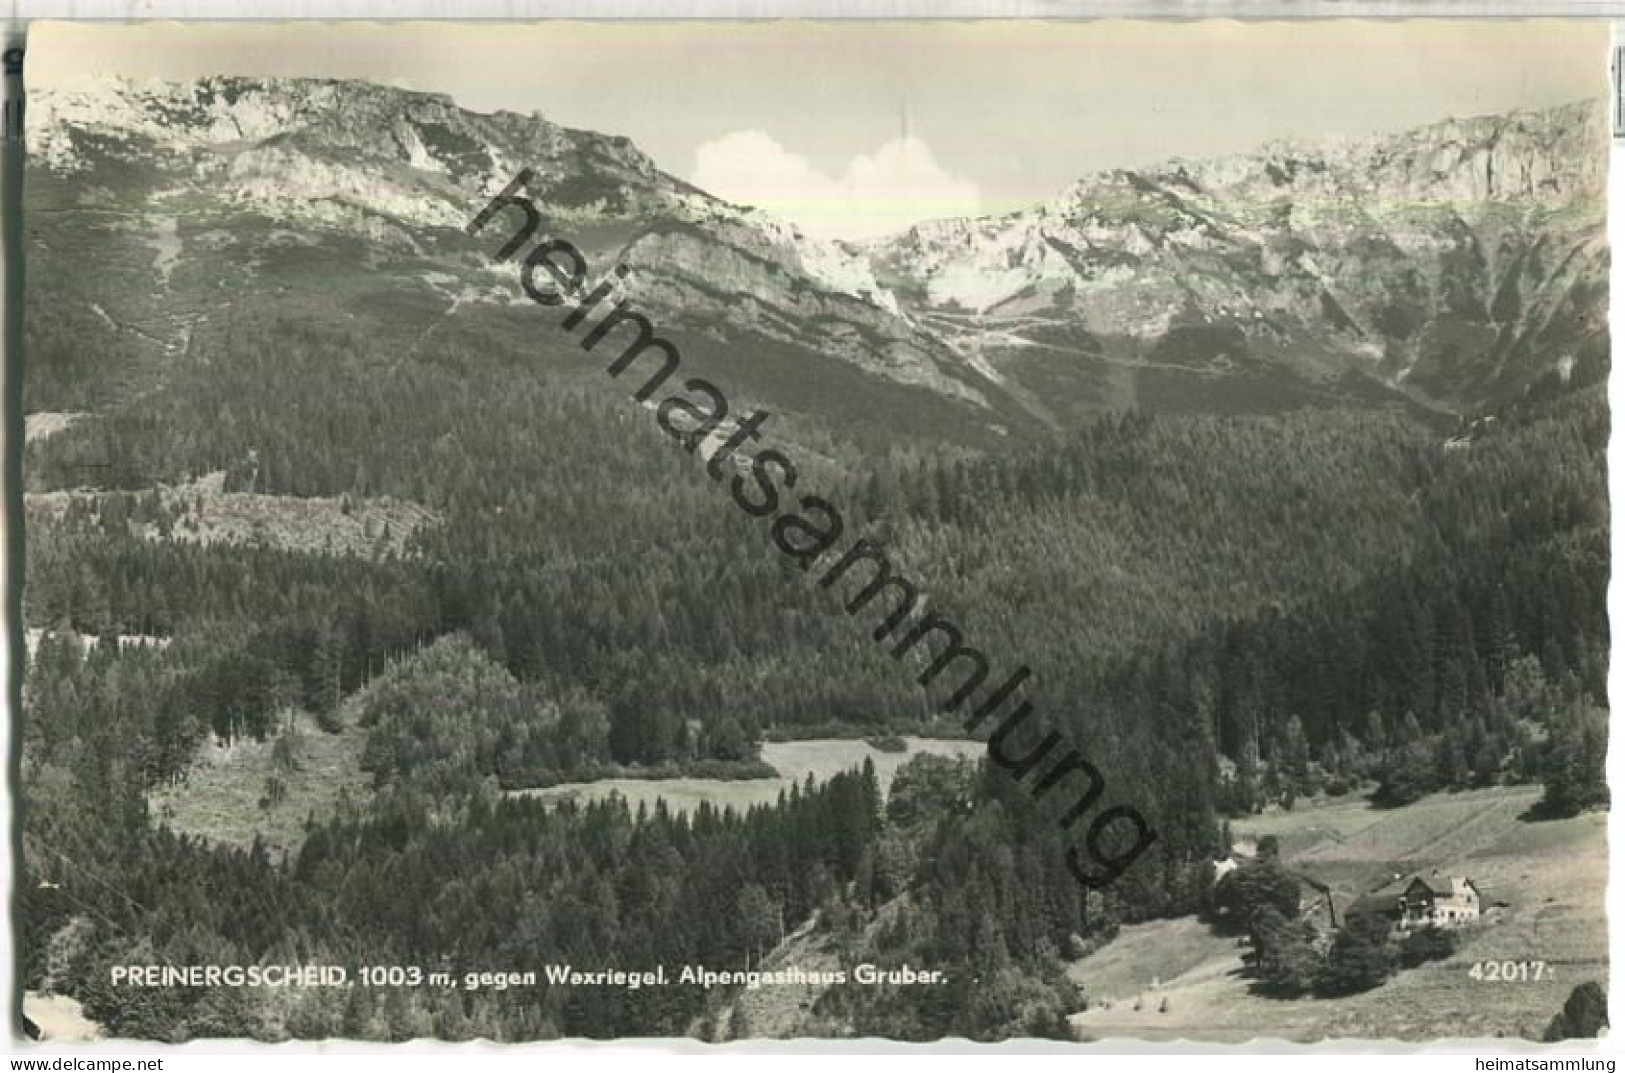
[32,20,1609,240]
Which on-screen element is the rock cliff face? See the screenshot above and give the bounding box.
[865,101,1608,413]
[31,77,990,412]
[29,78,1607,427]
[34,76,679,232]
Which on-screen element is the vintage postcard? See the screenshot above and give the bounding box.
[11,19,1610,1045]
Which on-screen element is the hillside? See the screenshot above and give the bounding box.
[26,471,439,558]
[24,79,1607,443]
[15,73,1608,1044]
[1068,786,1607,1041]
[148,710,370,859]
[868,100,1608,420]
[26,77,1024,445]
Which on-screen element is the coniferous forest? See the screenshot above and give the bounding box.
[19,301,1609,1041]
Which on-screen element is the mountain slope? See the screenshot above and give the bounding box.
[1067,787,1606,1042]
[28,76,1025,446]
[27,78,1607,441]
[865,100,1608,419]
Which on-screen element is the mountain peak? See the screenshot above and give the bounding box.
[1063,97,1606,214]
[866,97,1606,414]
[29,78,1607,421]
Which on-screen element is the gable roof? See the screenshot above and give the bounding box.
[1404,874,1479,900]
[1405,875,1454,897]
[1345,892,1402,918]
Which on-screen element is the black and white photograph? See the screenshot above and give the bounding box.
[9,17,1613,1046]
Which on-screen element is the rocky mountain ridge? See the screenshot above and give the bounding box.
[865,99,1607,413]
[29,77,1609,426]
[33,76,996,415]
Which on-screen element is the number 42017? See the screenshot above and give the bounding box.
[1469,960,1550,982]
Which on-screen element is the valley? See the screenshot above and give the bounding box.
[14,72,1608,1044]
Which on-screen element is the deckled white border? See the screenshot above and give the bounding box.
[0,0,1622,18]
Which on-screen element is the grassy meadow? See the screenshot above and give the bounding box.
[513,737,985,817]
[1068,786,1607,1042]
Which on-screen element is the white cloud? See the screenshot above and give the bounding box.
[691,129,981,242]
